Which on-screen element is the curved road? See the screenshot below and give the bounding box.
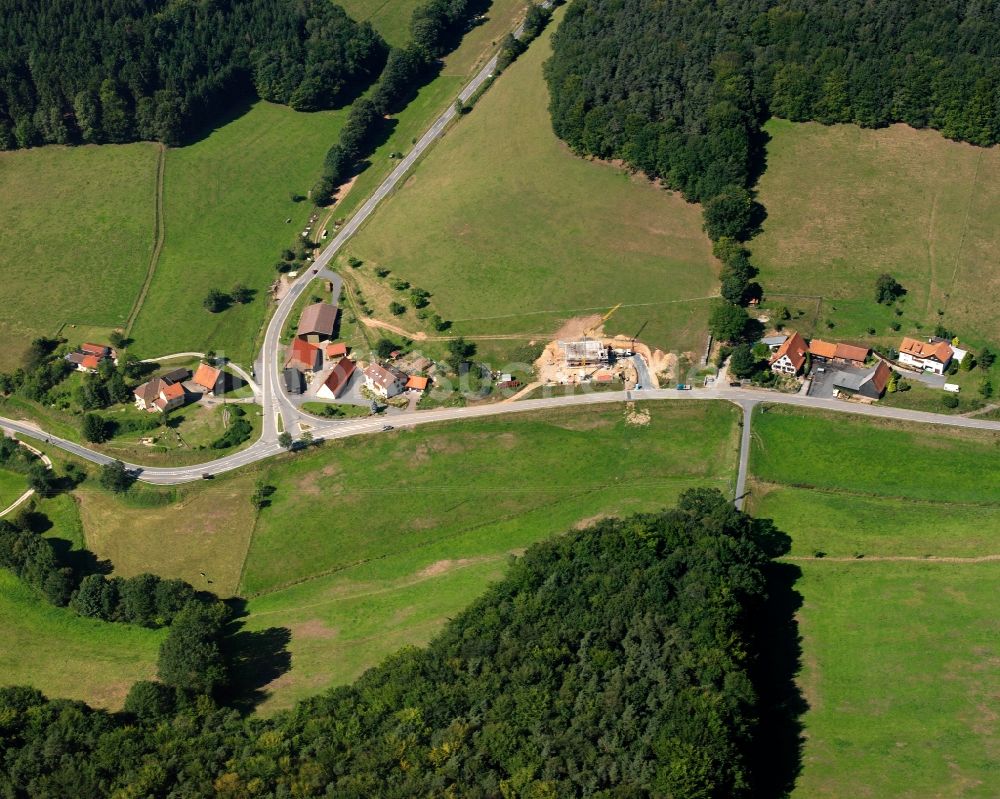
[3,11,998,483]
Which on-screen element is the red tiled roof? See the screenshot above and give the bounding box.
[193,363,222,391]
[405,375,429,391]
[899,337,953,363]
[770,331,808,370]
[835,343,869,362]
[285,338,321,372]
[321,357,356,398]
[80,342,109,356]
[80,354,101,370]
[869,359,891,395]
[161,382,185,400]
[325,342,348,358]
[808,339,837,359]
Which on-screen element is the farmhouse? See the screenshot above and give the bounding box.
[560,339,608,367]
[833,343,869,368]
[808,339,837,360]
[285,338,322,374]
[192,363,223,394]
[297,301,338,343]
[363,363,408,399]
[65,342,115,373]
[832,360,891,401]
[316,357,356,399]
[769,331,808,376]
[898,336,953,374]
[134,377,186,412]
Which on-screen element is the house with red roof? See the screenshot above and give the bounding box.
[192,363,223,394]
[134,377,187,412]
[898,336,953,375]
[316,357,356,400]
[65,342,115,373]
[769,331,808,376]
[284,338,322,374]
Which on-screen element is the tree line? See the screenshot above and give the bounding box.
[544,0,1000,341]
[0,489,783,797]
[0,0,388,149]
[311,0,497,204]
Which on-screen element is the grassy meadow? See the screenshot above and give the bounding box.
[0,570,162,709]
[345,8,719,355]
[129,102,347,364]
[754,119,1000,352]
[76,473,260,598]
[0,143,160,370]
[233,400,740,709]
[0,468,27,509]
[749,406,1000,798]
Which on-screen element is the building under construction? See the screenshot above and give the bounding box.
[559,338,609,367]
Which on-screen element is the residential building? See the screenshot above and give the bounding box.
[297,301,338,343]
[285,338,322,373]
[832,360,891,401]
[560,339,608,367]
[192,363,222,394]
[134,378,186,412]
[363,363,408,398]
[316,357,356,399]
[65,342,114,372]
[898,336,953,375]
[80,343,113,358]
[769,331,808,376]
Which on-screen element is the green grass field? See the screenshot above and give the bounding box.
[754,119,1000,351]
[0,468,27,509]
[0,570,162,709]
[749,406,1000,504]
[129,102,347,364]
[749,406,1000,797]
[0,143,159,370]
[77,472,260,597]
[344,8,719,355]
[338,0,424,47]
[791,562,999,798]
[236,400,739,710]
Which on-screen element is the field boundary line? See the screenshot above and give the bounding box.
[941,148,983,316]
[125,143,167,336]
[748,479,1000,510]
[783,555,1000,563]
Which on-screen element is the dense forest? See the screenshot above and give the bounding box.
[546,0,1000,205]
[0,0,387,148]
[0,489,782,797]
[544,0,1000,339]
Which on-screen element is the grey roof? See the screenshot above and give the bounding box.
[284,367,305,395]
[160,367,190,384]
[297,301,338,337]
[761,334,788,347]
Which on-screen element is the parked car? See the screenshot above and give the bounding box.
[676,384,691,390]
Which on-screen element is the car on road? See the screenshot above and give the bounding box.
[382,425,394,432]
[676,384,691,390]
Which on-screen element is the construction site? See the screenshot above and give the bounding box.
[533,305,667,389]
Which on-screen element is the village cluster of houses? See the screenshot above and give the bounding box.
[65,343,116,372]
[765,331,965,401]
[133,363,223,413]
[283,299,429,403]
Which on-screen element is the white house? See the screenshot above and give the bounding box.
[363,363,407,399]
[769,331,808,376]
[898,337,953,375]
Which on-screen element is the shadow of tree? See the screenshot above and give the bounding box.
[221,600,292,713]
[749,560,807,798]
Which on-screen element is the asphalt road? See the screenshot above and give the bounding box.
[4,386,998,485]
[5,6,997,485]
